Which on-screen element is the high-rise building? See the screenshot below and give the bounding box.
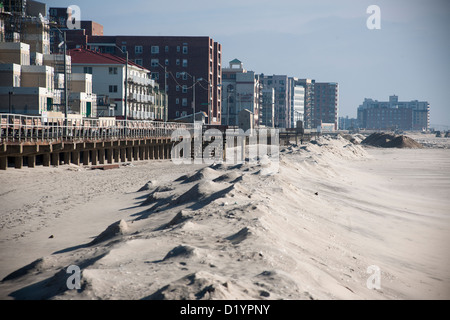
[260,88,275,128]
[297,79,315,129]
[290,78,305,128]
[258,74,291,128]
[313,82,339,130]
[46,8,223,124]
[357,95,430,131]
[221,59,261,127]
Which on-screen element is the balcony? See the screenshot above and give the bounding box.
[128,75,154,87]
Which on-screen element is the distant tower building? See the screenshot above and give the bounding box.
[290,78,305,128]
[313,82,339,130]
[222,59,261,127]
[297,79,315,129]
[260,88,275,128]
[357,95,430,131]
[258,74,291,128]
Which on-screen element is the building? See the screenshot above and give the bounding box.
[68,47,166,120]
[221,59,261,127]
[48,7,104,55]
[0,1,95,118]
[357,95,430,131]
[45,8,223,124]
[260,88,275,128]
[296,79,315,129]
[312,82,339,131]
[0,41,57,114]
[2,0,50,54]
[82,36,222,124]
[339,116,358,131]
[290,78,305,128]
[258,74,291,128]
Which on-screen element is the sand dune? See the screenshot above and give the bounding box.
[0,135,449,300]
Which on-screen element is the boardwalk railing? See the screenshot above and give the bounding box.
[0,114,199,143]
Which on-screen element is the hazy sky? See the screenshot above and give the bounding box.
[42,0,450,127]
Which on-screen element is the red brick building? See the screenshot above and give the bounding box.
[48,6,223,124]
[84,36,222,124]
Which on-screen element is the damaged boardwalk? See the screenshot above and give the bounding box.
[0,114,195,170]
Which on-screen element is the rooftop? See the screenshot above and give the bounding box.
[68,48,148,71]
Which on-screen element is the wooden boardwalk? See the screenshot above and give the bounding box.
[0,114,196,170]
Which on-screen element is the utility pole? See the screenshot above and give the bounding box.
[193,75,195,122]
[125,50,128,122]
[63,31,68,136]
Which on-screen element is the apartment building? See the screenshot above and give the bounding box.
[221,59,261,127]
[47,7,223,123]
[296,79,315,129]
[68,48,166,120]
[0,41,55,114]
[357,95,430,131]
[313,82,339,130]
[79,35,222,124]
[290,78,305,128]
[258,74,291,128]
[260,88,275,128]
[0,1,95,117]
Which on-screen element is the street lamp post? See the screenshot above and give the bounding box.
[180,72,203,123]
[50,24,69,136]
[157,62,168,121]
[63,31,68,134]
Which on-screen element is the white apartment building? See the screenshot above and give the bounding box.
[69,48,166,120]
[290,79,305,128]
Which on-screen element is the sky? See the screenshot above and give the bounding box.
[41,0,450,128]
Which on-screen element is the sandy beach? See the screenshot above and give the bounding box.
[0,135,449,300]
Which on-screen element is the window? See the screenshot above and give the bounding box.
[83,67,92,74]
[182,46,188,54]
[109,67,118,75]
[182,98,188,107]
[176,111,180,116]
[135,45,143,54]
[165,59,169,66]
[176,85,180,92]
[152,72,159,80]
[151,59,159,67]
[176,59,180,66]
[165,46,169,53]
[177,46,180,52]
[176,72,180,79]
[182,73,187,80]
[121,46,127,53]
[182,85,187,93]
[151,46,159,54]
[109,85,118,93]
[182,59,188,67]
[176,99,180,105]
[135,59,143,66]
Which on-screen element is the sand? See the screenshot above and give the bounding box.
[0,135,449,300]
